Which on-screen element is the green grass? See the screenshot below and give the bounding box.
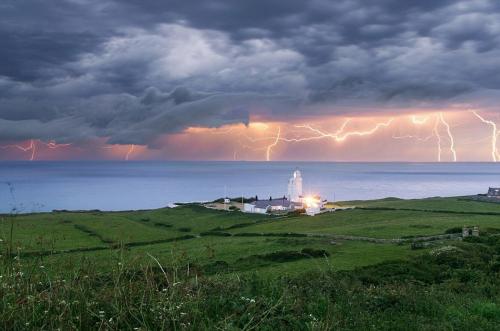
[0,215,104,251]
[1,236,499,330]
[227,209,500,239]
[1,197,500,329]
[341,196,500,213]
[34,237,420,278]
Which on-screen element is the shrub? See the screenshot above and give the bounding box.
[262,232,308,238]
[233,233,262,237]
[411,242,425,250]
[153,222,172,228]
[445,227,463,234]
[256,250,305,262]
[287,209,305,216]
[226,222,256,230]
[484,227,500,235]
[200,231,232,237]
[409,224,432,229]
[177,227,192,232]
[463,236,484,243]
[300,248,330,257]
[238,248,329,264]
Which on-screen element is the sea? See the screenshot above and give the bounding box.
[1,161,499,213]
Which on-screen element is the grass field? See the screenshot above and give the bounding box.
[1,197,500,274]
[1,196,499,329]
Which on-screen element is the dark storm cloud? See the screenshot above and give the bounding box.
[1,0,500,145]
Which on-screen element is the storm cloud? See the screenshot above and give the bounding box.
[1,0,500,145]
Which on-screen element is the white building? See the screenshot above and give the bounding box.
[287,169,303,202]
[243,198,294,214]
[243,203,269,214]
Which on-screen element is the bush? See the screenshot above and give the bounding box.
[226,222,256,230]
[463,236,484,243]
[230,197,257,203]
[238,248,329,264]
[255,250,305,263]
[287,209,305,216]
[262,233,308,238]
[153,222,172,228]
[411,242,425,250]
[177,227,192,232]
[300,248,330,257]
[409,224,432,229]
[445,227,463,234]
[200,231,232,237]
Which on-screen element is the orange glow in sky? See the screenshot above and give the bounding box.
[2,110,500,162]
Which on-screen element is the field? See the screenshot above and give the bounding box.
[1,196,500,329]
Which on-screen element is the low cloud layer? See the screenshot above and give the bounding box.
[1,0,500,145]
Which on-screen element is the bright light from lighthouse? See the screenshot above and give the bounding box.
[303,195,319,208]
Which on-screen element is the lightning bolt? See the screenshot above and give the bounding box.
[266,127,281,161]
[0,139,71,161]
[45,141,72,149]
[391,134,434,142]
[411,115,430,125]
[471,110,498,162]
[241,118,394,160]
[433,116,443,162]
[392,114,457,162]
[0,139,37,161]
[292,118,393,143]
[438,112,457,162]
[125,145,136,161]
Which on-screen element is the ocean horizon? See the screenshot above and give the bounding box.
[1,161,499,213]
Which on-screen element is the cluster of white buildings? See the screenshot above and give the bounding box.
[243,169,325,216]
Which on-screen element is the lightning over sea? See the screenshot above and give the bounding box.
[2,111,500,213]
[2,111,500,162]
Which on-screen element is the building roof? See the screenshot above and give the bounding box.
[254,198,292,209]
[488,187,500,196]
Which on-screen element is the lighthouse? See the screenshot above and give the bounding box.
[287,169,303,202]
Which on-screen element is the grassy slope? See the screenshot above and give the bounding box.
[36,237,420,278]
[1,197,500,329]
[340,196,500,213]
[0,196,498,281]
[228,209,500,238]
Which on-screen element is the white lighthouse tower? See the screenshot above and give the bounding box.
[287,169,303,202]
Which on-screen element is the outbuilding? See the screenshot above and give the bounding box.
[243,197,294,214]
[487,187,500,198]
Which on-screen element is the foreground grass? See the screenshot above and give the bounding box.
[1,236,499,330]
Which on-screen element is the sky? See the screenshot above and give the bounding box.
[1,0,500,161]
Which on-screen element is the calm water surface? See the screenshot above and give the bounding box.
[1,161,499,213]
